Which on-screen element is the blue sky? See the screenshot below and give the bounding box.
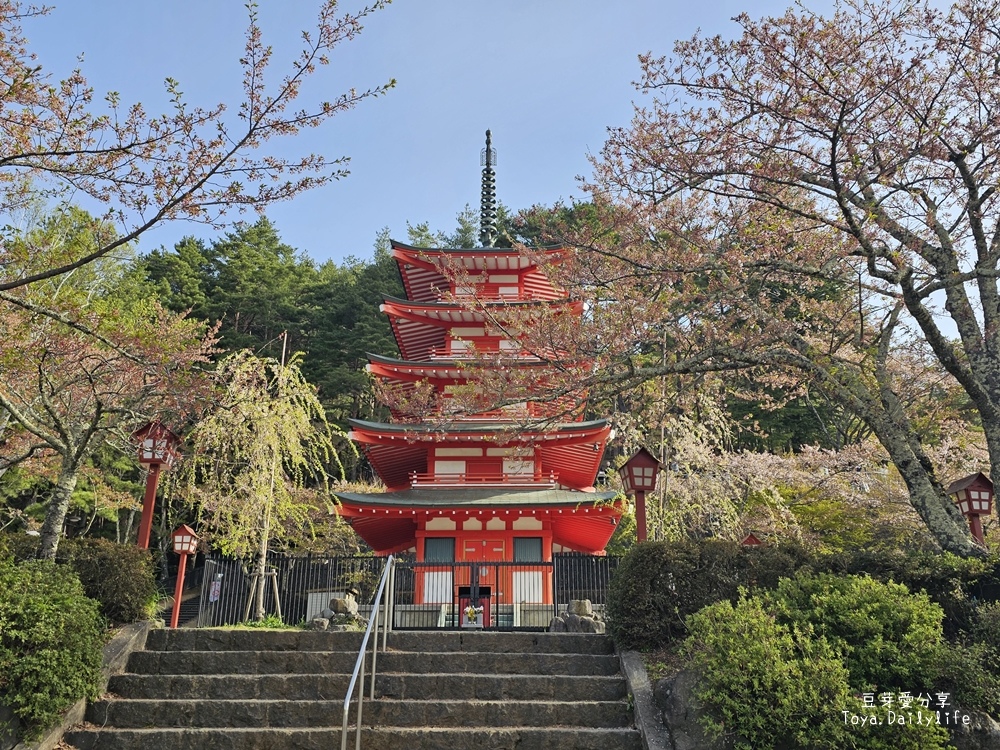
[25,0,804,265]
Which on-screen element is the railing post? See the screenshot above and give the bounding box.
[355,650,365,750]
[552,554,560,625]
[340,554,394,750]
[369,588,380,702]
[383,559,394,649]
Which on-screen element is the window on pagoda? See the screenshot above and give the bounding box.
[422,537,455,604]
[513,537,544,603]
[425,537,456,562]
[513,537,543,562]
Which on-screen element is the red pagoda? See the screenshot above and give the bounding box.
[335,132,622,614]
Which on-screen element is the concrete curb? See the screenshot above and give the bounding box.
[10,620,156,750]
[619,649,670,750]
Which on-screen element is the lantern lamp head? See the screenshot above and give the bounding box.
[946,472,994,517]
[618,447,662,494]
[171,524,199,555]
[132,421,181,469]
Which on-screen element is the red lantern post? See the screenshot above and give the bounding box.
[132,422,181,550]
[618,447,662,543]
[946,472,994,547]
[170,524,199,628]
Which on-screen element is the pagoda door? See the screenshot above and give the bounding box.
[462,539,505,604]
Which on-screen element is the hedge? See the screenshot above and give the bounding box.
[0,554,106,740]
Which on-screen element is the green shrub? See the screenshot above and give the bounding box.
[930,640,1000,716]
[683,582,952,750]
[683,595,852,750]
[741,539,816,588]
[764,573,943,692]
[58,538,158,624]
[0,531,40,562]
[607,538,812,649]
[607,540,717,648]
[843,702,953,750]
[0,534,158,623]
[969,600,1000,651]
[239,614,295,629]
[836,549,992,636]
[0,556,106,740]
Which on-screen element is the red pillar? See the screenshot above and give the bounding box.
[170,552,188,628]
[635,489,647,543]
[137,463,162,550]
[970,514,985,546]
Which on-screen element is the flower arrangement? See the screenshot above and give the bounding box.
[464,604,483,624]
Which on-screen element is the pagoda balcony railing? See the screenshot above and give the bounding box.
[427,345,533,359]
[390,405,580,424]
[436,285,546,302]
[426,346,568,361]
[435,407,530,421]
[409,471,558,489]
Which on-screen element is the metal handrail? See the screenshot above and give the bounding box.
[341,554,395,750]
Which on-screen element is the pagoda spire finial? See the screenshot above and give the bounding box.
[480,129,498,248]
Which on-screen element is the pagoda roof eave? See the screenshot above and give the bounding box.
[382,294,573,311]
[350,419,611,492]
[390,239,566,256]
[348,417,609,439]
[336,489,624,555]
[335,488,619,509]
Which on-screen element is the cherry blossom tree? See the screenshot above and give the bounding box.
[0,207,216,558]
[0,297,213,559]
[502,0,1000,555]
[0,0,394,293]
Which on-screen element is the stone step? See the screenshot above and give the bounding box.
[65,725,643,750]
[127,649,623,677]
[68,628,636,750]
[109,671,627,701]
[366,698,631,729]
[377,672,627,701]
[143,628,363,653]
[145,628,614,655]
[86,698,630,729]
[393,631,617,655]
[86,699,345,730]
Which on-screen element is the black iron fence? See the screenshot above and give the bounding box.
[555,551,621,603]
[196,551,620,631]
[390,560,554,630]
[196,553,385,627]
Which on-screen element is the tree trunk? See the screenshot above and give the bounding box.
[38,463,79,560]
[252,557,267,622]
[252,450,279,622]
[158,533,171,587]
[866,407,984,557]
[0,409,9,481]
[252,504,273,620]
[122,508,136,545]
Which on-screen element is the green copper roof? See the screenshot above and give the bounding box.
[335,488,619,508]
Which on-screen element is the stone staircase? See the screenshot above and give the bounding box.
[65,629,642,750]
